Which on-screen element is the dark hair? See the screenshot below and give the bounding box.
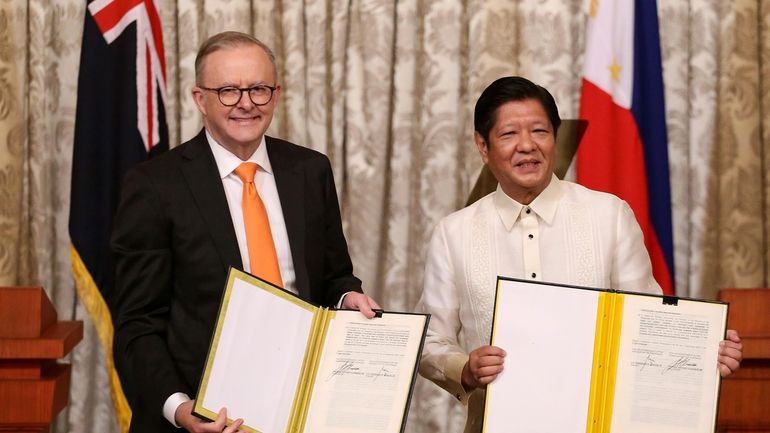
[195,31,277,84]
[473,76,561,143]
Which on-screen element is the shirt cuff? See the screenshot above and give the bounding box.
[445,354,473,405]
[163,392,191,428]
[336,291,352,309]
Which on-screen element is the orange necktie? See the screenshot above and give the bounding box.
[234,162,283,287]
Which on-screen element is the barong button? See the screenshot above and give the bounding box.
[531,273,536,278]
[528,234,534,239]
[525,208,531,214]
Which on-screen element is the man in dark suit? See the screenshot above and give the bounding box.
[111,31,380,433]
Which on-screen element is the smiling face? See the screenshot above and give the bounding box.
[192,44,280,160]
[475,98,556,204]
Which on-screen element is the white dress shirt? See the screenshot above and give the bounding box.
[416,175,662,433]
[163,132,298,426]
[207,131,297,293]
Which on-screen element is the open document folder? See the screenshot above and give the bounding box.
[483,278,727,433]
[193,268,429,433]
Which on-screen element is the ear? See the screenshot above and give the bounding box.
[191,86,207,116]
[474,131,489,164]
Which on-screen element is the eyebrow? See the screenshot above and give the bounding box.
[213,80,274,87]
[498,119,550,128]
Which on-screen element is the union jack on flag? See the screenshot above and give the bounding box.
[88,0,167,151]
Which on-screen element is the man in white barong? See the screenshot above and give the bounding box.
[416,76,743,433]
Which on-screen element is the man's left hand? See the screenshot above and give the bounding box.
[341,292,381,318]
[718,329,742,377]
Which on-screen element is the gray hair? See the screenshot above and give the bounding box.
[194,31,277,84]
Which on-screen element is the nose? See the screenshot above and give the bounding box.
[517,132,536,152]
[236,90,256,109]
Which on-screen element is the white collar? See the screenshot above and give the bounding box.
[493,174,564,230]
[205,130,273,179]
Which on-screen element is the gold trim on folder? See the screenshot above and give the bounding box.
[296,308,334,433]
[602,294,624,432]
[586,292,609,433]
[586,292,624,433]
[287,306,323,431]
[194,270,247,430]
[482,278,504,432]
[196,269,318,433]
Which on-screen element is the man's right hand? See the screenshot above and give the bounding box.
[175,400,245,433]
[461,345,506,391]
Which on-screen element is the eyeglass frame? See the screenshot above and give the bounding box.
[197,84,278,107]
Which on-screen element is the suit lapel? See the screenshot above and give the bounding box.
[180,131,243,270]
[267,137,309,300]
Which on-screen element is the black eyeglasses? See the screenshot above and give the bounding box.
[198,84,277,106]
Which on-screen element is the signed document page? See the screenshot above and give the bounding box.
[484,279,600,433]
[609,294,726,433]
[195,271,315,433]
[303,310,429,433]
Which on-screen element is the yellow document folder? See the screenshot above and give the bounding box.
[193,268,430,433]
[483,278,727,433]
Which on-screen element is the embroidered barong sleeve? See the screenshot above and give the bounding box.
[611,200,663,295]
[416,220,474,405]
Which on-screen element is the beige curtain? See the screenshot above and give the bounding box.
[0,1,767,432]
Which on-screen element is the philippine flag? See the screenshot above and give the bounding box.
[577,0,674,295]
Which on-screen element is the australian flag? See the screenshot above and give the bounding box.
[69,0,168,430]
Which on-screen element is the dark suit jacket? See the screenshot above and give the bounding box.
[110,130,362,433]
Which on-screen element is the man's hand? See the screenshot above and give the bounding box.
[175,400,245,433]
[718,329,742,377]
[341,292,381,319]
[461,345,506,391]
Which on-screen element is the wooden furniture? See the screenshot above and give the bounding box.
[0,287,83,433]
[717,288,770,433]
